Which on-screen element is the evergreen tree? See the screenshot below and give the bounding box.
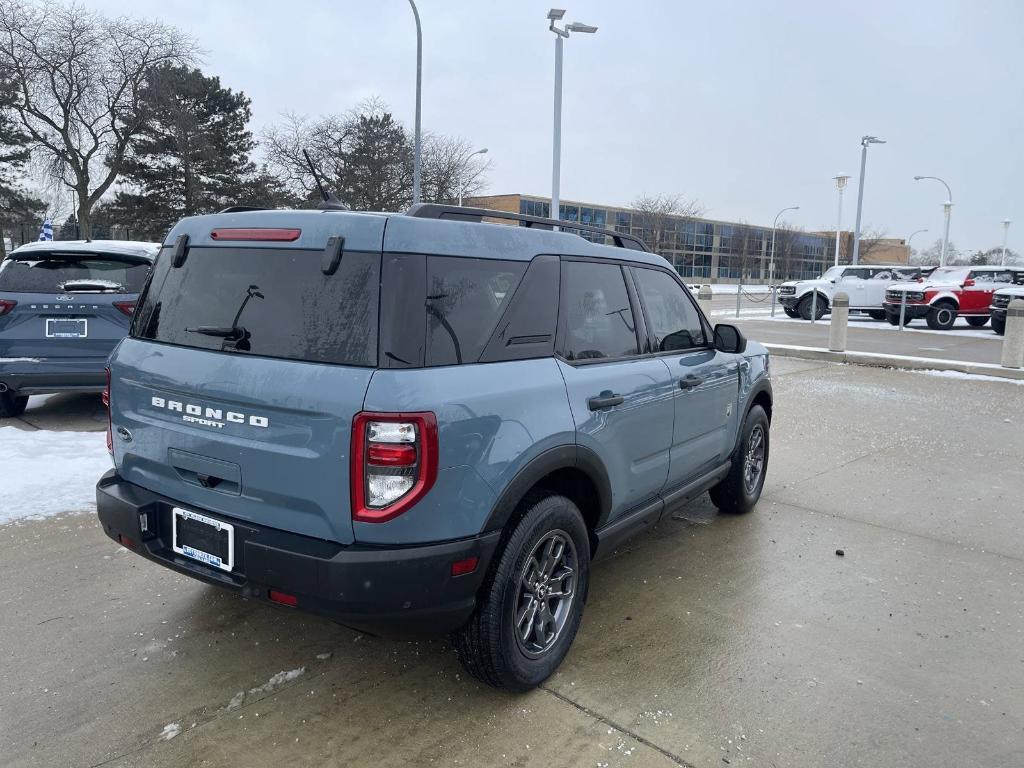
[0,67,39,256]
[111,64,289,240]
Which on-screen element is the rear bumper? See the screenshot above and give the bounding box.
[95,470,501,636]
[0,358,107,395]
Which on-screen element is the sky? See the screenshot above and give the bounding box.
[86,0,1024,253]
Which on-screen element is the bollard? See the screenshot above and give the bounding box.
[1001,298,1024,369]
[829,291,849,352]
[697,285,713,319]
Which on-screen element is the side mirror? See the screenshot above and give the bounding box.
[963,278,976,287]
[714,324,747,354]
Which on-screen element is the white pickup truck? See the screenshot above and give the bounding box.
[777,264,931,321]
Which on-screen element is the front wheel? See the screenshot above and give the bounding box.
[992,315,1006,335]
[798,294,828,321]
[783,307,800,319]
[0,391,28,419]
[453,493,590,691]
[710,405,770,514]
[926,302,958,330]
[965,316,989,328]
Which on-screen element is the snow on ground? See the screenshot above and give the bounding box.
[701,284,772,295]
[0,426,110,525]
[158,723,181,741]
[762,314,1001,340]
[908,368,1024,386]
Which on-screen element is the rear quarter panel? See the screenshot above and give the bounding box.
[359,358,575,544]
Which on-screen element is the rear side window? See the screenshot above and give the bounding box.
[425,257,526,366]
[560,261,639,361]
[0,255,150,293]
[134,247,379,366]
[632,267,706,351]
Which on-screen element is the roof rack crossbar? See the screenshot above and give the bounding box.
[405,203,651,252]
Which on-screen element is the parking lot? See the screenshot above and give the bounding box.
[2,357,1022,768]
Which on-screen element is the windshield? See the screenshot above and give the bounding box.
[926,267,969,283]
[0,254,150,293]
[819,266,843,281]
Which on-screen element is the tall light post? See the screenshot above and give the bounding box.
[458,148,488,206]
[769,205,800,284]
[913,175,953,267]
[1001,218,1012,265]
[907,228,928,262]
[832,174,850,266]
[408,0,423,204]
[851,136,885,265]
[548,9,597,229]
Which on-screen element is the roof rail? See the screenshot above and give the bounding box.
[218,206,270,214]
[405,203,651,252]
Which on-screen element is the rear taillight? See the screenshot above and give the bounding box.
[0,299,16,316]
[113,301,135,316]
[351,412,438,523]
[103,367,112,454]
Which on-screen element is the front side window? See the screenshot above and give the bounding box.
[632,267,706,352]
[970,269,1014,284]
[426,257,526,366]
[561,261,638,361]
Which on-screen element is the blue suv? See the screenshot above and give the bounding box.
[0,240,158,417]
[96,204,772,690]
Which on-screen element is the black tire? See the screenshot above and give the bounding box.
[798,294,827,321]
[965,316,989,328]
[453,493,590,691]
[783,307,800,319]
[926,302,957,331]
[0,391,28,418]
[709,405,769,514]
[992,315,1006,335]
[885,314,901,326]
[867,310,886,321]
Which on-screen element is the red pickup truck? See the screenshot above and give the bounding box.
[883,265,1024,330]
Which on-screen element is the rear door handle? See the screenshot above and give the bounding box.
[587,392,624,411]
[679,375,704,390]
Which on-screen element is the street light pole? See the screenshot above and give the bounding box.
[832,175,850,266]
[913,175,953,267]
[906,228,928,262]
[458,148,488,206]
[548,9,597,230]
[769,205,800,283]
[1001,219,1012,266]
[851,135,885,265]
[408,0,423,205]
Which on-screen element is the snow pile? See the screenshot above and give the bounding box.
[909,368,1024,386]
[0,426,110,525]
[158,723,181,741]
[248,667,306,696]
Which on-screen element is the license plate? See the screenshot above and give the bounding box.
[46,318,87,338]
[172,508,234,572]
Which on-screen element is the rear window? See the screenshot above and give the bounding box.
[425,256,526,366]
[0,254,150,293]
[134,247,380,366]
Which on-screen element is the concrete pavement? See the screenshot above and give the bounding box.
[2,359,1023,767]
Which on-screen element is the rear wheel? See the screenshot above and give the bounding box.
[798,294,827,321]
[867,310,886,321]
[783,307,800,319]
[926,302,958,330]
[710,405,769,514]
[0,391,28,419]
[965,316,989,328]
[992,315,1006,335]
[453,493,590,691]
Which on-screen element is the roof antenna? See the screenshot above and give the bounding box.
[302,149,348,210]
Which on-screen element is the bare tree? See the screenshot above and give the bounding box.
[261,98,489,210]
[855,226,889,263]
[0,0,195,236]
[629,193,704,253]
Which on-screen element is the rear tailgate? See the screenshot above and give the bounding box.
[109,212,386,545]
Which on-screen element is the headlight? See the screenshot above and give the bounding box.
[908,292,925,301]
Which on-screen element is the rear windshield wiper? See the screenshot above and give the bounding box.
[185,325,248,340]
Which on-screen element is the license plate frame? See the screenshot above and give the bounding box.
[171,507,234,572]
[45,317,88,338]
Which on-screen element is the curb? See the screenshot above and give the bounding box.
[765,343,1024,381]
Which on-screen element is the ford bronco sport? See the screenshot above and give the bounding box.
[96,204,772,690]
